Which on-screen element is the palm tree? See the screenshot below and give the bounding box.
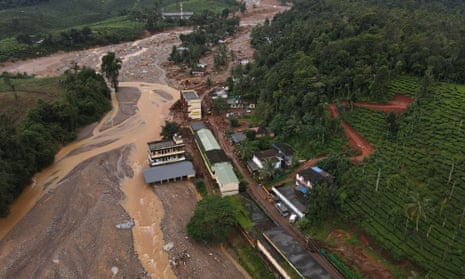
[234,141,254,161]
[404,191,430,232]
[259,159,276,182]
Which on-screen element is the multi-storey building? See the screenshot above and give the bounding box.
[180,90,201,120]
[147,134,185,167]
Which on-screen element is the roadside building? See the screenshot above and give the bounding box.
[212,162,240,196]
[272,143,294,166]
[190,122,239,196]
[229,132,247,145]
[271,185,307,219]
[252,149,284,170]
[147,134,185,167]
[143,161,196,185]
[296,166,332,189]
[261,227,331,279]
[181,90,202,120]
[249,126,274,138]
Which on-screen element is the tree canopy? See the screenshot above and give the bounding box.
[187,195,251,243]
[160,120,180,140]
[101,51,122,92]
[0,66,110,216]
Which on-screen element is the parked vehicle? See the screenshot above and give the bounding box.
[275,202,289,217]
[289,214,297,224]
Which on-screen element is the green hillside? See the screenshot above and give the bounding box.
[0,0,161,40]
[229,0,465,277]
[341,76,465,278]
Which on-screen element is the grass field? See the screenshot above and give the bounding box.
[0,77,62,123]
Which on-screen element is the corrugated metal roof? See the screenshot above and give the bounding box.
[143,161,195,184]
[263,227,331,279]
[213,162,239,185]
[230,132,247,144]
[190,121,206,131]
[197,128,221,151]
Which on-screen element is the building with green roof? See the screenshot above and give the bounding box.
[212,162,239,196]
[191,123,239,196]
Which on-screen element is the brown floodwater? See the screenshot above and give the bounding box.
[0,30,184,278]
[0,82,179,278]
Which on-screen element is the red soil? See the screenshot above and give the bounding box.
[341,95,414,114]
[326,228,394,279]
[330,95,413,163]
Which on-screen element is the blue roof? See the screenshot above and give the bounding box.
[311,166,323,173]
[296,185,309,194]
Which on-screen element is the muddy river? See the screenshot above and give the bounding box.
[0,30,185,278]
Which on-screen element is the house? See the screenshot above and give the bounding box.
[272,143,293,166]
[295,166,332,189]
[180,90,201,120]
[252,149,284,170]
[162,12,194,20]
[227,97,256,109]
[212,162,240,196]
[147,134,186,167]
[230,132,247,145]
[249,126,274,138]
[239,58,249,65]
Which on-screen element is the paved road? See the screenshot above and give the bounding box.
[206,116,345,279]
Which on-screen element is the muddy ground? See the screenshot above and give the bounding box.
[0,1,289,279]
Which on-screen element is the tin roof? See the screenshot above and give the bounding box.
[143,161,195,184]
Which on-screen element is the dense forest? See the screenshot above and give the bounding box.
[0,0,48,10]
[234,0,465,277]
[0,68,111,216]
[231,0,465,154]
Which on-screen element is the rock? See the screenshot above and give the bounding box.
[111,266,119,275]
[115,219,134,230]
[163,241,174,251]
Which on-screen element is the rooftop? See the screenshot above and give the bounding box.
[272,143,294,156]
[181,90,199,100]
[190,121,206,131]
[148,138,184,151]
[206,149,229,164]
[263,227,331,279]
[298,166,332,184]
[212,162,239,186]
[143,161,195,184]
[255,149,280,161]
[230,132,247,144]
[196,128,221,151]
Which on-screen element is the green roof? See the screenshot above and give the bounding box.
[197,128,221,151]
[213,162,239,185]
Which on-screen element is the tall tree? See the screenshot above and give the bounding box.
[160,121,180,139]
[101,52,122,92]
[404,191,430,232]
[259,159,277,182]
[187,195,245,243]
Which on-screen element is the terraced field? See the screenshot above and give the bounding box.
[339,76,465,278]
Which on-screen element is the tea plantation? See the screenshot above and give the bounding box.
[339,76,465,278]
